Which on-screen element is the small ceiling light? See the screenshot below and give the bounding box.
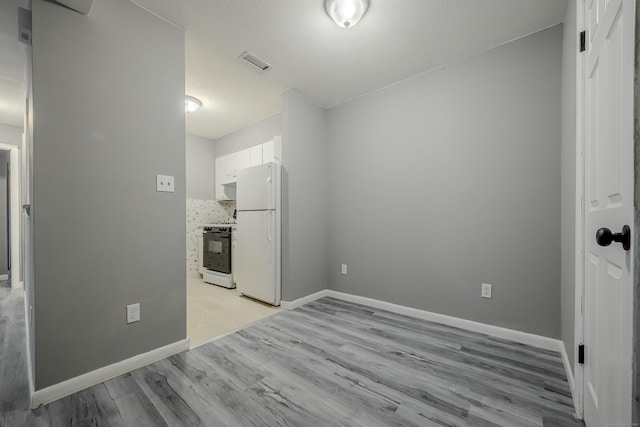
[325,0,369,28]
[185,96,202,113]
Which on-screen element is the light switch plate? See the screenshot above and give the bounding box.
[156,174,175,192]
[341,264,347,275]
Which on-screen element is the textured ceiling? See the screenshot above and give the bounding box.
[0,0,27,127]
[0,0,568,138]
[132,0,567,140]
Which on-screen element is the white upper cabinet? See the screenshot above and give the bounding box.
[249,145,263,167]
[215,154,238,201]
[220,153,237,184]
[236,148,251,171]
[214,135,282,201]
[262,139,274,163]
[272,135,282,163]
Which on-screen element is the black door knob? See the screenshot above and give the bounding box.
[596,225,631,251]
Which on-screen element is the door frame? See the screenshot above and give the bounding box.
[0,143,21,290]
[573,0,585,418]
[634,2,640,422]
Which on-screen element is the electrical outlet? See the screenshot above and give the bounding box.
[156,174,175,193]
[481,283,492,299]
[341,264,347,275]
[126,303,140,324]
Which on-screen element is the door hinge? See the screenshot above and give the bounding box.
[580,31,586,52]
[578,344,585,364]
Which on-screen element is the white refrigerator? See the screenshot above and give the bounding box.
[235,162,281,306]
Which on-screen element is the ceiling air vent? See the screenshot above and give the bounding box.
[18,7,32,45]
[239,51,272,72]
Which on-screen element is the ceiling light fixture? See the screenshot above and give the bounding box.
[325,0,369,28]
[185,96,202,113]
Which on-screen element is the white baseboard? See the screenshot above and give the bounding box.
[325,290,563,352]
[560,341,579,415]
[271,288,576,415]
[281,289,329,311]
[31,338,190,408]
[23,292,35,404]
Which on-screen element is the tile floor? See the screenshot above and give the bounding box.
[186,277,281,348]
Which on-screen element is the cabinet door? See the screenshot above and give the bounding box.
[236,148,250,171]
[250,145,263,166]
[272,135,282,163]
[216,155,236,200]
[223,153,237,183]
[262,140,274,164]
[215,157,225,199]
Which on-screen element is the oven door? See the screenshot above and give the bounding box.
[202,230,231,274]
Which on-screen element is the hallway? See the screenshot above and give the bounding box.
[0,285,31,426]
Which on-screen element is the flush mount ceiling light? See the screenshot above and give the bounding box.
[325,0,369,28]
[185,96,202,113]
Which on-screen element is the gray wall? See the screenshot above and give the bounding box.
[561,0,577,373]
[281,90,328,301]
[326,26,563,338]
[32,0,186,389]
[0,123,22,146]
[186,133,216,200]
[0,151,7,275]
[214,113,281,157]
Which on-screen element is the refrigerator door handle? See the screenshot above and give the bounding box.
[267,175,272,208]
[267,211,272,262]
[266,213,272,243]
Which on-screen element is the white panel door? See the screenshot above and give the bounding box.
[236,163,275,211]
[583,0,634,425]
[236,211,277,305]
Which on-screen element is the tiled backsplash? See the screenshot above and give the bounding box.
[186,199,236,279]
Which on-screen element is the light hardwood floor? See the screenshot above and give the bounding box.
[187,278,281,347]
[1,289,583,426]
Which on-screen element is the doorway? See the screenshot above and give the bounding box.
[186,207,280,348]
[0,144,22,290]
